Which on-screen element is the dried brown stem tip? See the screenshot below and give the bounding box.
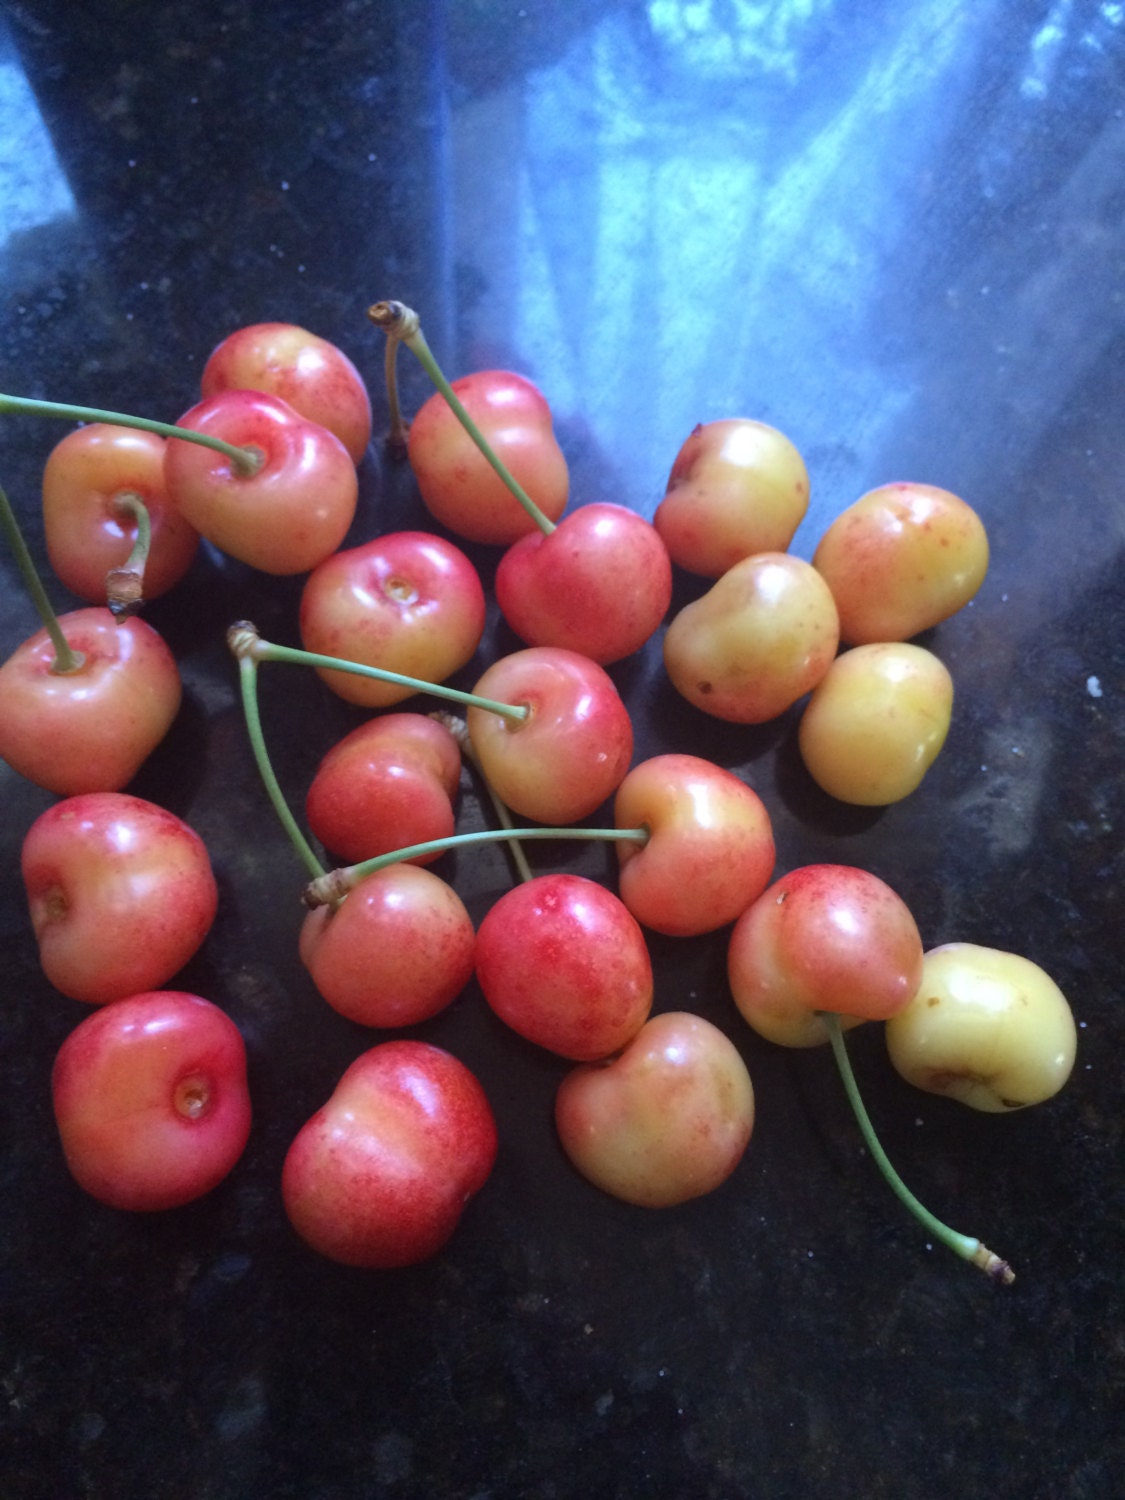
[366,300,420,340]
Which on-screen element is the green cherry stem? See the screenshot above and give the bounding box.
[304,825,649,909]
[383,331,409,454]
[367,300,557,537]
[0,392,262,476]
[232,646,327,883]
[820,1013,1014,1285]
[228,620,529,724]
[431,711,535,884]
[104,492,151,618]
[0,479,84,673]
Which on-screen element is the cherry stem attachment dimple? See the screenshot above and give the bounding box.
[0,479,84,673]
[819,1012,1014,1285]
[367,300,557,537]
[231,639,327,883]
[227,620,529,724]
[303,825,649,908]
[0,392,262,477]
[105,492,151,618]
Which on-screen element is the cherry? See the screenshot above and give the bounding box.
[495,502,673,664]
[798,642,954,805]
[164,389,358,575]
[813,481,990,644]
[613,753,775,936]
[0,607,181,795]
[281,1040,497,1268]
[22,791,218,1004]
[42,424,199,607]
[52,990,251,1212]
[299,865,475,1028]
[555,1012,755,1207]
[475,873,653,1061]
[298,531,486,707]
[727,864,924,1048]
[466,647,634,825]
[201,321,372,465]
[654,417,810,577]
[305,712,462,866]
[663,552,839,723]
[405,369,569,545]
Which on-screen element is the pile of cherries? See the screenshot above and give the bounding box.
[0,310,1078,1281]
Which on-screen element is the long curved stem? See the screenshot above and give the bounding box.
[367,301,556,536]
[228,621,528,724]
[383,333,409,452]
[432,711,535,884]
[0,392,260,476]
[236,653,327,882]
[0,480,84,672]
[821,1013,1014,1284]
[304,825,648,908]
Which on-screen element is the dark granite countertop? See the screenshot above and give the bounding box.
[0,3,1121,1497]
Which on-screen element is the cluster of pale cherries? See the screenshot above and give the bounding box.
[0,304,1077,1280]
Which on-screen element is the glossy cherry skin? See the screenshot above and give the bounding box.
[305,712,461,866]
[663,552,840,723]
[0,607,181,795]
[22,792,218,1004]
[728,864,925,1048]
[281,1041,498,1268]
[614,754,775,936]
[466,648,634,825]
[495,503,673,664]
[52,990,251,1212]
[164,389,357,574]
[299,866,475,1028]
[654,418,810,578]
[555,1012,755,1207]
[813,482,990,644]
[42,424,200,603]
[201,320,372,464]
[299,531,486,707]
[407,370,569,545]
[798,643,954,805]
[475,874,653,1061]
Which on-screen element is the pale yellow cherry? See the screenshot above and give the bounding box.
[654,418,810,578]
[663,552,839,724]
[813,482,989,644]
[797,642,953,805]
[885,944,1077,1112]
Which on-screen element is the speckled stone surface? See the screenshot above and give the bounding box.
[0,3,1122,1497]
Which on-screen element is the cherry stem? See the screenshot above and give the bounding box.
[233,649,327,883]
[105,492,151,618]
[367,301,557,537]
[304,825,648,908]
[0,479,84,673]
[431,711,535,884]
[0,392,262,477]
[820,1013,1014,1285]
[383,333,409,453]
[227,621,529,724]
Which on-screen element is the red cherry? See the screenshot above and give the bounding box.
[299,530,486,707]
[52,990,251,1212]
[305,712,461,865]
[22,792,218,1004]
[282,1040,497,1268]
[495,503,673,664]
[407,370,568,545]
[163,389,358,575]
[200,321,372,465]
[0,607,181,794]
[475,873,653,1061]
